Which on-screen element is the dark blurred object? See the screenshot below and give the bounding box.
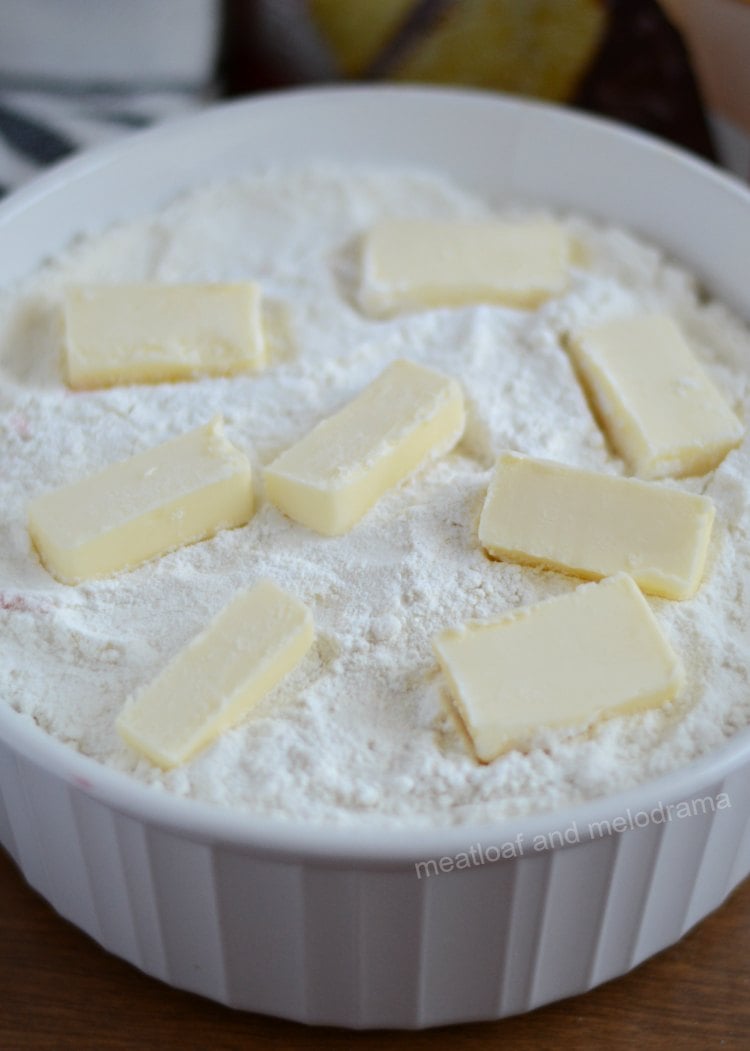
[220,0,715,162]
[660,0,750,180]
[576,0,716,160]
[220,0,607,99]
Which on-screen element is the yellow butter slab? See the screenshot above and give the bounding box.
[64,282,265,388]
[28,416,252,584]
[359,217,570,317]
[117,580,313,768]
[264,359,465,535]
[434,574,684,763]
[568,313,744,478]
[478,451,715,599]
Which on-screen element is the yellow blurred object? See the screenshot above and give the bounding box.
[309,0,607,101]
[309,0,414,76]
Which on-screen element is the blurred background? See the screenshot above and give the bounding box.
[0,0,748,196]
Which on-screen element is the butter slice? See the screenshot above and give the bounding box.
[117,580,313,768]
[434,574,683,763]
[28,417,252,583]
[568,313,744,478]
[359,218,569,317]
[64,283,265,388]
[264,359,465,535]
[479,451,715,599]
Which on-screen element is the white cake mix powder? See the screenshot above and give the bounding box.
[0,165,748,826]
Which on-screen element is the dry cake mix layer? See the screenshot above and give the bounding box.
[0,165,748,826]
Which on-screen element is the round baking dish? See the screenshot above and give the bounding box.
[0,87,749,1029]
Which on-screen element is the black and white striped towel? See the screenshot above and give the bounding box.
[0,0,222,199]
[0,86,213,198]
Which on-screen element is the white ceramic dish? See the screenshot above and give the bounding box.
[0,86,749,1029]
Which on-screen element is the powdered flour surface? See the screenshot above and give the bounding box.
[1,166,748,825]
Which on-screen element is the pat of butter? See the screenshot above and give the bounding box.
[117,579,313,768]
[28,416,252,584]
[359,218,570,317]
[434,574,683,763]
[64,282,265,388]
[264,359,465,535]
[478,451,715,600]
[568,313,744,478]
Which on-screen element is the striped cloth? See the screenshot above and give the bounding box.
[0,0,222,199]
[0,86,212,198]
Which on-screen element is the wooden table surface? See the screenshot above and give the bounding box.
[1,846,747,1050]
